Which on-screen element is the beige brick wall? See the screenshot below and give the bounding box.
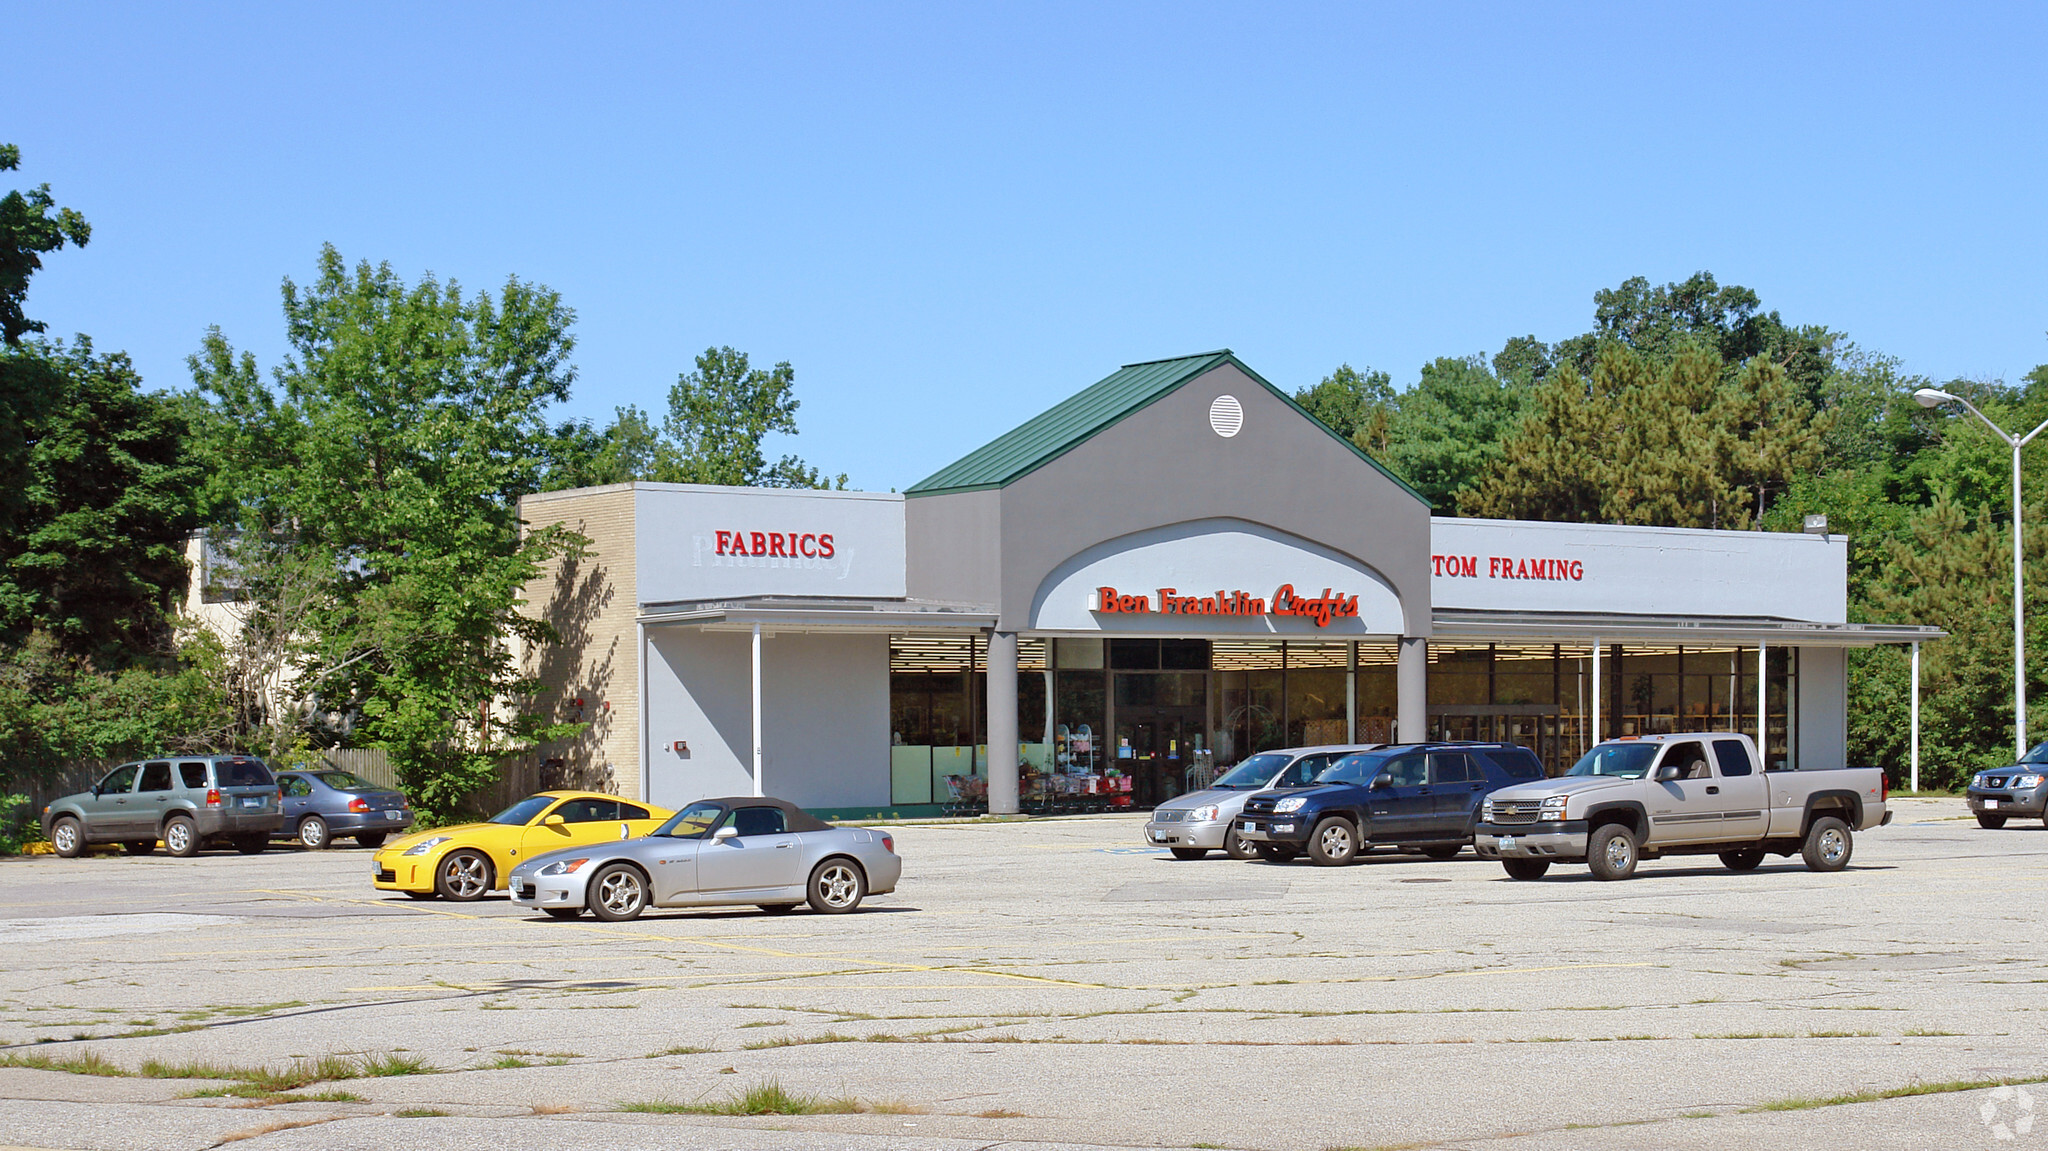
[518,485,642,800]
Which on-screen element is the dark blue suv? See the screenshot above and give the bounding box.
[1233,743,1546,865]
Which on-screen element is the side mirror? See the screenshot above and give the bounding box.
[542,813,567,827]
[1369,775,1392,790]
[713,826,739,840]
[1655,764,1684,783]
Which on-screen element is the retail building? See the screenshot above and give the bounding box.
[519,351,1940,817]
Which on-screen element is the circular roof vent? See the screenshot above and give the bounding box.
[1208,394,1244,438]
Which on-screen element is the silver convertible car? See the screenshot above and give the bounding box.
[507,796,901,921]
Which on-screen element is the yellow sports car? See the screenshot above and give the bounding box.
[372,791,674,901]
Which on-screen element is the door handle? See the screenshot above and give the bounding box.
[1706,786,1720,794]
[775,842,794,849]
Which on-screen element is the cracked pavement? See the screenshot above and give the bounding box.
[0,797,2042,1150]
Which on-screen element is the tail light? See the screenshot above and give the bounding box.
[205,788,221,807]
[880,833,895,854]
[348,798,371,813]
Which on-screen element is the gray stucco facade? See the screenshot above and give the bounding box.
[522,351,1941,818]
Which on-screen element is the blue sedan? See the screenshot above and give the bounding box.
[275,769,415,849]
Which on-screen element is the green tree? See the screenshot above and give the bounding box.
[1294,363,1393,449]
[0,144,90,347]
[655,346,843,488]
[190,245,586,816]
[1,145,93,553]
[1379,356,1530,514]
[0,338,200,660]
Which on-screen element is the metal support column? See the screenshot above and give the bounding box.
[1591,639,1602,745]
[1756,641,1767,765]
[986,631,1019,814]
[637,621,650,804]
[1910,641,1922,792]
[751,623,764,797]
[1397,636,1426,744]
[1345,641,1358,743]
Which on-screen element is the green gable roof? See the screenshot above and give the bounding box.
[904,349,1427,504]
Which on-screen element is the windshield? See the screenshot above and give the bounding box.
[216,760,273,787]
[655,802,726,839]
[313,770,373,791]
[1211,753,1293,789]
[2021,742,2048,765]
[1315,753,1385,783]
[1567,744,1660,779]
[488,795,557,826]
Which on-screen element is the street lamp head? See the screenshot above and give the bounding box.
[1914,387,1959,409]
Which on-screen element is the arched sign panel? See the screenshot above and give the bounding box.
[1030,518,1405,636]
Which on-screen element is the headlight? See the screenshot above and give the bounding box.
[1540,796,1570,818]
[1188,805,1221,822]
[1274,796,1307,814]
[1481,798,1495,820]
[401,836,452,856]
[536,858,589,877]
[2016,774,2045,788]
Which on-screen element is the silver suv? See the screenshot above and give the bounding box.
[42,756,283,858]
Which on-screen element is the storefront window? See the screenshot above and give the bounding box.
[1287,669,1346,747]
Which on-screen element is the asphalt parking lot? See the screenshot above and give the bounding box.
[0,797,2042,1151]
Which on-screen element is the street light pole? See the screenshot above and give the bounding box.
[1914,388,2048,757]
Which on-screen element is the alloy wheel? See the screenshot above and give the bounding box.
[815,863,860,909]
[596,869,644,917]
[440,852,489,899]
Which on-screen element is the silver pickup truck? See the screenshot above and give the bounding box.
[1473,732,1890,880]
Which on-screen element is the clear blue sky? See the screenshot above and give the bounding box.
[10,3,2047,491]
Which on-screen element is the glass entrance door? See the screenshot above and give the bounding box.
[1114,705,1207,808]
[1112,669,1209,809]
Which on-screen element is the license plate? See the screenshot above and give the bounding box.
[385,809,402,820]
[1499,836,1518,851]
[1240,821,1256,832]
[1984,799,1999,809]
[239,797,262,808]
[1149,832,1166,842]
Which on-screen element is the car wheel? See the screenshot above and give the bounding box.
[435,850,493,900]
[50,818,84,858]
[1306,817,1359,866]
[1501,858,1550,880]
[297,816,329,850]
[122,840,155,856]
[758,903,800,914]
[355,832,387,848]
[1423,844,1462,860]
[807,858,866,914]
[1719,848,1766,871]
[1169,847,1207,860]
[1976,813,2007,829]
[543,907,582,920]
[1223,827,1257,861]
[233,836,267,855]
[588,863,649,922]
[163,816,199,858]
[1586,823,1639,881]
[1252,843,1299,862]
[1801,816,1853,872]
